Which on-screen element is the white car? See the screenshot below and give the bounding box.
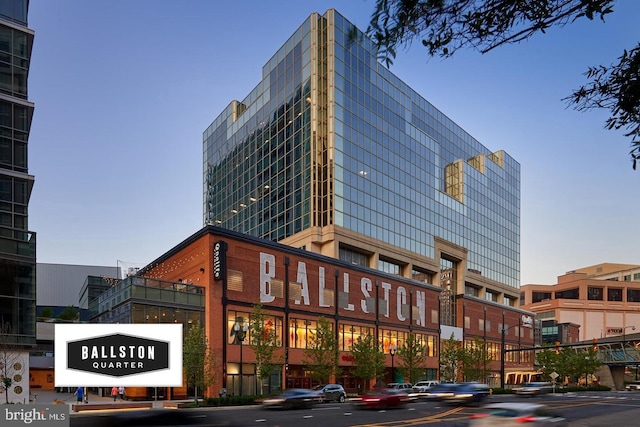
[388,382,414,391]
[626,381,640,391]
[413,380,440,392]
[513,382,553,396]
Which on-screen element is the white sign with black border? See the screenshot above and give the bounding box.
[54,324,183,386]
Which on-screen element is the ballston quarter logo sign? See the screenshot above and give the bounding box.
[67,333,169,376]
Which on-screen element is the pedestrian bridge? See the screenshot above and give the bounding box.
[598,340,640,365]
[573,336,640,390]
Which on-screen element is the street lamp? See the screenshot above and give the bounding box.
[389,344,397,383]
[623,325,636,344]
[233,319,249,396]
[500,320,526,390]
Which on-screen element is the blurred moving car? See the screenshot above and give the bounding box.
[444,382,490,405]
[424,383,461,401]
[387,382,414,391]
[469,402,567,426]
[313,384,347,403]
[413,380,440,392]
[261,388,318,409]
[626,381,640,391]
[353,388,410,409]
[514,382,554,396]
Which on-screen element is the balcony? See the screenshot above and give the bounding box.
[0,226,35,259]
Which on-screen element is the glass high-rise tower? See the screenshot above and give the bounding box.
[203,9,520,307]
[0,0,36,403]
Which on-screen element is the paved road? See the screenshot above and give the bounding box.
[568,408,640,426]
[30,389,640,426]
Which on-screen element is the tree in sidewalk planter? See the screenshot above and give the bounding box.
[0,322,26,404]
[564,347,602,386]
[363,0,640,168]
[439,333,462,383]
[183,321,216,406]
[396,332,427,384]
[302,316,340,384]
[248,304,283,395]
[460,337,493,382]
[350,332,386,392]
[556,348,578,386]
[536,346,602,386]
[535,346,561,382]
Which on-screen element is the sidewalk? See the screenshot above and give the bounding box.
[30,389,171,414]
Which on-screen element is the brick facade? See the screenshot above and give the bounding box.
[138,227,534,395]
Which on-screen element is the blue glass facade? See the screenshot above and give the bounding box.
[204,19,314,243]
[204,10,520,291]
[0,0,35,346]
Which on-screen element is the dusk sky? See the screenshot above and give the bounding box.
[28,1,639,285]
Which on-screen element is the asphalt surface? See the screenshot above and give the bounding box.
[29,388,640,426]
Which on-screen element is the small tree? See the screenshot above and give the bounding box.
[535,347,560,382]
[535,345,601,386]
[565,348,602,386]
[396,333,426,384]
[302,316,340,384]
[439,333,461,382]
[38,307,53,319]
[0,322,26,404]
[350,332,386,391]
[555,348,576,385]
[57,306,79,321]
[581,347,603,384]
[460,337,493,382]
[183,321,216,405]
[248,304,282,394]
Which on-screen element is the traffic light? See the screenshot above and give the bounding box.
[593,338,598,351]
[555,341,560,354]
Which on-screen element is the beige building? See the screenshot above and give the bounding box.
[570,263,640,282]
[521,263,640,342]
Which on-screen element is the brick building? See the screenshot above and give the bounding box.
[136,226,534,396]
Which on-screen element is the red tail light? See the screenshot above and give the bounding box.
[470,413,490,419]
[515,416,537,423]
